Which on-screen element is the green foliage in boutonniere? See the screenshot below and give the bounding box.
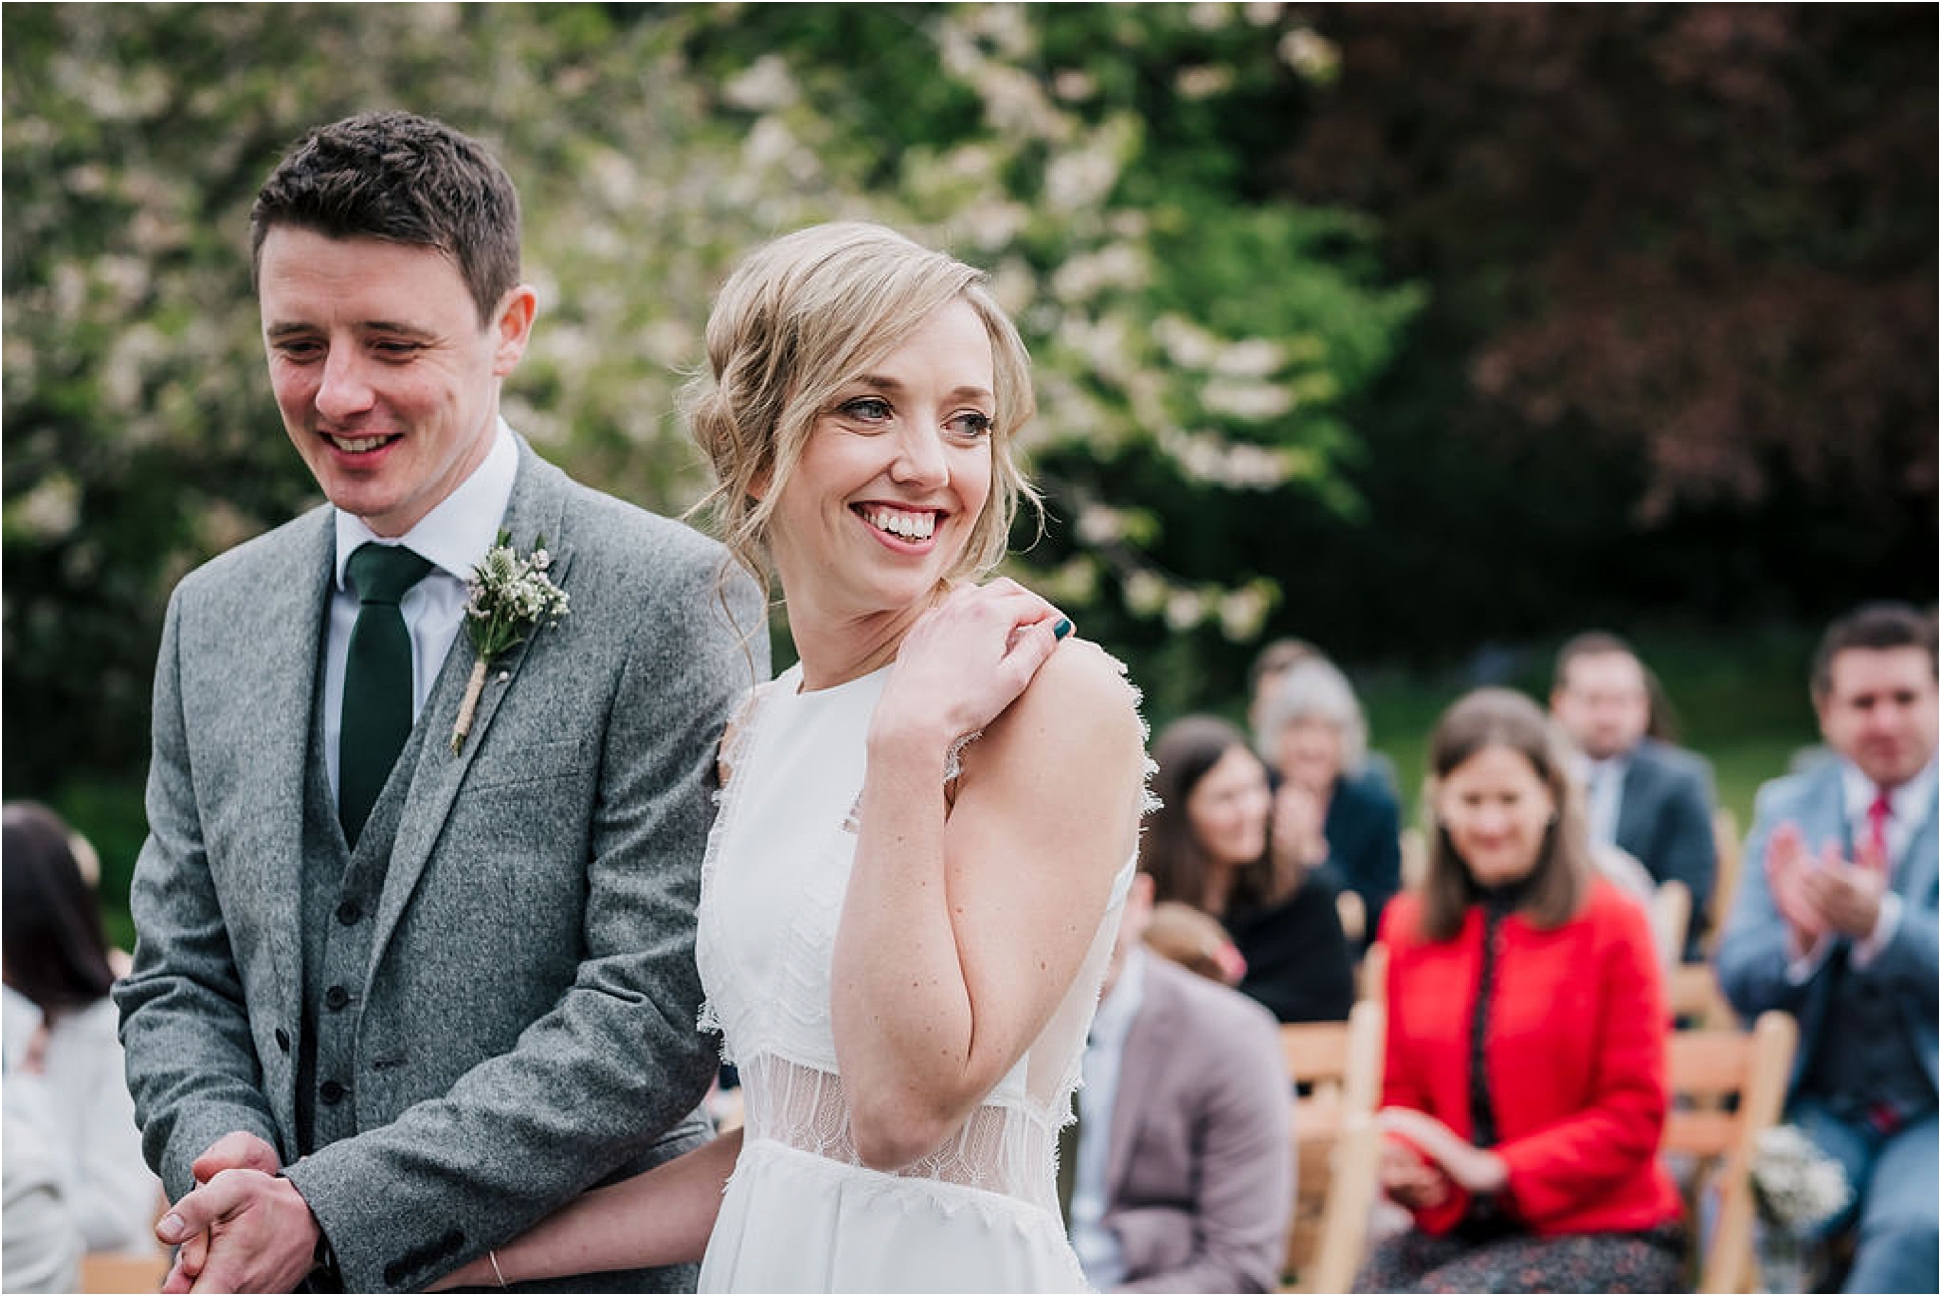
[450,530,570,754]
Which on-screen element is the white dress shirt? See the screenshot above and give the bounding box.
[323,422,518,803]
[1071,946,1147,1289]
[1581,752,1631,849]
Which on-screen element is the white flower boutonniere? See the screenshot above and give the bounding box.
[450,530,570,754]
[1752,1123,1851,1232]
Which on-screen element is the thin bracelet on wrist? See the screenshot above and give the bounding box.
[488,1249,509,1289]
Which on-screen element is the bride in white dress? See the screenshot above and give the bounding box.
[435,222,1151,1292]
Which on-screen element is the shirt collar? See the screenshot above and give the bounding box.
[1841,753,1939,825]
[334,421,519,590]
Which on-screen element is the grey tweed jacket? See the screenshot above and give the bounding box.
[115,440,767,1291]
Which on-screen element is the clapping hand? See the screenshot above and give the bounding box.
[1798,847,1886,940]
[1766,822,1883,955]
[1271,781,1330,874]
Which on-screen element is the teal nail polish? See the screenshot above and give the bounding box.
[1053,617,1073,640]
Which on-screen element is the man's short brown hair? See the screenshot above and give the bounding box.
[250,111,521,324]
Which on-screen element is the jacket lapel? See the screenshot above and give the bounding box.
[367,442,575,969]
[253,510,336,1052]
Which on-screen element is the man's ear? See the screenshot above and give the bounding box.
[490,285,539,376]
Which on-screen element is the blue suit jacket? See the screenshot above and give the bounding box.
[1615,738,1718,957]
[1716,757,1939,1098]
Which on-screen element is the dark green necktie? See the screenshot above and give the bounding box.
[339,542,434,847]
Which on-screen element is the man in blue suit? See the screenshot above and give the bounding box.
[1718,601,1937,1293]
[1551,631,1719,958]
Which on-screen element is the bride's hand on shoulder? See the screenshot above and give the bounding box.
[876,579,1070,747]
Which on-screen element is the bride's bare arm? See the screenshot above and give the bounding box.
[830,582,1147,1169]
[427,1129,741,1291]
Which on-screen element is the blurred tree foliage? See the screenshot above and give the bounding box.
[4,3,1932,808]
[2,2,1419,789]
[1260,3,1936,658]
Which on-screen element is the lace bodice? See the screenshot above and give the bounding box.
[696,662,1146,1215]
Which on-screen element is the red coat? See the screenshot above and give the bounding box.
[1378,879,1683,1237]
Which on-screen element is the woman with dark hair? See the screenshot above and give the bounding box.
[1355,689,1683,1293]
[1142,715,1355,1024]
[2,802,159,1254]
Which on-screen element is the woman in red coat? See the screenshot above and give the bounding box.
[1355,688,1685,1292]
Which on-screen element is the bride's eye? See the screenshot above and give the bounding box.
[839,396,893,422]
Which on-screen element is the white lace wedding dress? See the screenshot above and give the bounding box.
[695,662,1143,1292]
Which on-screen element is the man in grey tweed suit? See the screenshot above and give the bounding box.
[113,112,765,1292]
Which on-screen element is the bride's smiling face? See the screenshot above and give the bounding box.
[763,298,996,619]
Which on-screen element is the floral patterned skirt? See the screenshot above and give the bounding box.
[1354,1223,1687,1294]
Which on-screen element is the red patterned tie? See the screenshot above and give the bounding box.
[1865,787,1893,873]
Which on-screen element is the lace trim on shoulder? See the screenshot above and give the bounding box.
[1106,654,1164,819]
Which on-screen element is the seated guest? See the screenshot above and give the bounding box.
[2,1083,84,1294]
[1717,601,1937,1294]
[1549,631,1719,958]
[1256,656,1402,947]
[1357,689,1684,1294]
[1063,870,1292,1291]
[1144,901,1246,986]
[1144,716,1356,1024]
[1246,637,1321,741]
[1,803,160,1255]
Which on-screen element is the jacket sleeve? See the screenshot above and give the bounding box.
[1493,900,1667,1227]
[113,584,283,1202]
[1116,1003,1293,1293]
[283,553,767,1293]
[1715,780,1821,1020]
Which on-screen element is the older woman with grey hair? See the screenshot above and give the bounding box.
[1255,655,1402,949]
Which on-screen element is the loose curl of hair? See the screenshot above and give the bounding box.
[1416,688,1591,942]
[1140,715,1288,919]
[683,222,1039,592]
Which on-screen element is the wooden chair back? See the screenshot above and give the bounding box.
[80,1249,171,1294]
[1649,879,1691,985]
[1664,1009,1798,1293]
[1358,940,1388,1008]
[1669,959,1735,1030]
[1280,998,1386,1293]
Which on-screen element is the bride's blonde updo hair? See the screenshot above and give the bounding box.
[685,222,1039,588]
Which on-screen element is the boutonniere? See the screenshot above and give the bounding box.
[450,530,570,754]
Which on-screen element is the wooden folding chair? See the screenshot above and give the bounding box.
[80,1248,171,1294]
[1664,1009,1798,1293]
[1649,879,1692,986]
[1280,998,1386,1293]
[1704,807,1743,956]
[1669,958,1735,1031]
[1357,940,1388,1007]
